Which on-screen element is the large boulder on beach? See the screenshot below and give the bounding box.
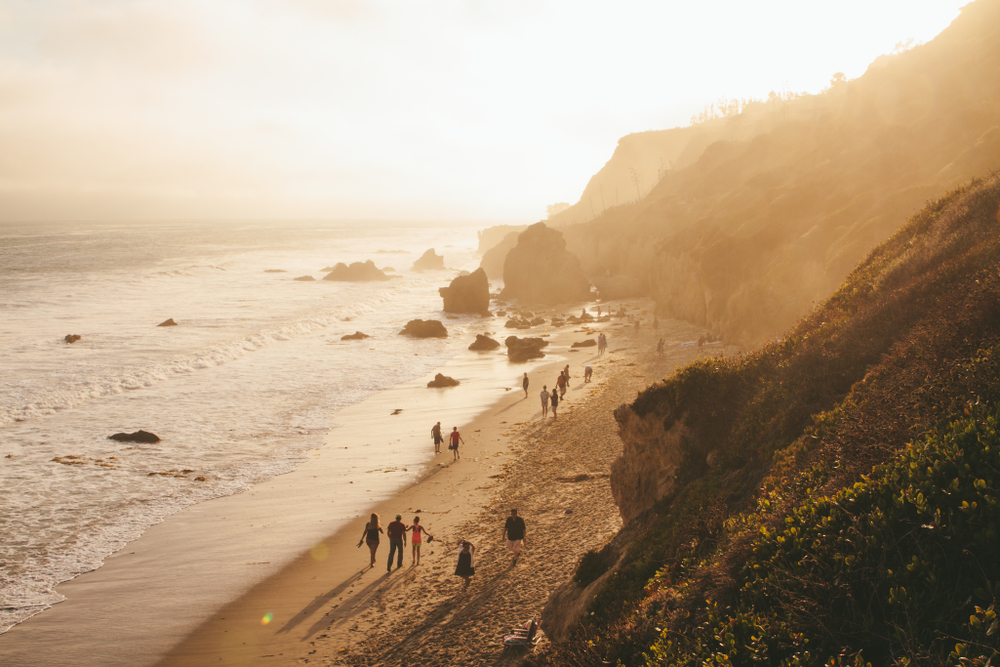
[468,334,501,351]
[322,261,390,282]
[505,317,531,329]
[157,318,178,327]
[439,268,490,314]
[341,331,370,340]
[400,319,448,338]
[64,334,82,344]
[108,430,161,443]
[412,249,445,271]
[505,336,549,363]
[500,223,591,305]
[427,373,460,388]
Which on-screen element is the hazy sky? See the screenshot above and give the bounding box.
[0,1,966,223]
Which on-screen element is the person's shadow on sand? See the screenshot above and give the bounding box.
[276,568,388,637]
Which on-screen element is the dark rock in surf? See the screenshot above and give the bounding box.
[322,261,390,282]
[505,336,549,363]
[413,249,445,271]
[439,268,490,314]
[294,275,316,281]
[109,430,161,444]
[427,373,460,388]
[505,318,531,329]
[341,331,371,340]
[158,318,178,327]
[468,334,501,351]
[64,334,82,344]
[399,319,448,338]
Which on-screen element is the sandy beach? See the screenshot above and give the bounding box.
[154,312,717,666]
[0,305,720,667]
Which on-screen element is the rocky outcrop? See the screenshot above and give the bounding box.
[505,317,531,329]
[440,268,490,314]
[480,231,520,280]
[505,336,548,363]
[468,334,500,351]
[294,275,316,281]
[158,318,178,327]
[609,403,687,523]
[571,339,596,348]
[399,320,448,338]
[427,373,460,388]
[322,261,390,282]
[500,223,591,305]
[109,430,161,443]
[64,334,81,344]
[341,331,370,340]
[413,249,445,271]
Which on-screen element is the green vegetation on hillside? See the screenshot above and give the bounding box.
[530,176,1000,665]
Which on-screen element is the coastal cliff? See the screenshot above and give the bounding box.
[541,0,1000,345]
[531,175,1000,666]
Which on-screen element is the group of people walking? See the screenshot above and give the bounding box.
[358,509,527,589]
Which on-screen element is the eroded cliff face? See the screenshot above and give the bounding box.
[610,403,687,524]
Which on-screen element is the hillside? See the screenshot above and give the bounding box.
[552,0,1000,346]
[530,176,1000,665]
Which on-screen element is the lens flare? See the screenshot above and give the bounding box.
[261,612,273,626]
[310,542,329,561]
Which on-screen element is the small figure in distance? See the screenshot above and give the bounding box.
[522,372,529,398]
[455,540,476,589]
[408,515,434,566]
[431,421,443,454]
[502,508,527,565]
[597,305,602,317]
[550,385,559,419]
[449,426,465,461]
[584,364,593,382]
[556,369,567,399]
[358,512,383,569]
[540,385,550,418]
[657,338,665,356]
[386,513,407,572]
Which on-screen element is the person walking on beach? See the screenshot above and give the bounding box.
[455,540,476,589]
[550,386,559,419]
[657,338,665,356]
[556,370,567,399]
[522,372,529,398]
[386,513,407,572]
[584,365,593,382]
[502,509,527,565]
[539,386,549,418]
[431,421,443,454]
[449,426,465,461]
[358,513,383,569]
[408,516,434,566]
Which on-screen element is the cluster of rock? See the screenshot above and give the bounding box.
[439,268,490,314]
[399,320,448,338]
[323,261,390,281]
[64,334,81,344]
[500,223,591,304]
[505,336,548,363]
[468,334,500,351]
[413,249,445,271]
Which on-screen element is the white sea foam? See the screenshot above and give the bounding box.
[0,219,487,633]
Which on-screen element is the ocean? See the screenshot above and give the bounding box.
[0,219,491,633]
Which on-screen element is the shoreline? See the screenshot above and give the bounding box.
[157,311,720,666]
[0,304,674,666]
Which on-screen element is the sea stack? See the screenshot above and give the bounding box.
[322,261,390,281]
[500,223,590,304]
[439,268,490,314]
[413,249,445,271]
